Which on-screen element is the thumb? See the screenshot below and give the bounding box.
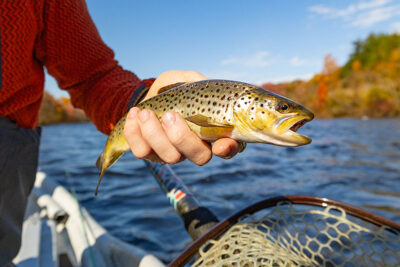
[143,70,207,101]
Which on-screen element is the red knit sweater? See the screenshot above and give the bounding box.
[0,0,153,134]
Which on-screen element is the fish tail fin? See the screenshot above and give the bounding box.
[95,152,105,196]
[94,169,105,196]
[94,149,125,196]
[96,152,104,173]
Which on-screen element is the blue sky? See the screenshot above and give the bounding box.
[46,0,400,97]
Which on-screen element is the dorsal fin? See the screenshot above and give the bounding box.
[157,82,186,94]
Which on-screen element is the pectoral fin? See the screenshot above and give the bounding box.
[185,115,232,128]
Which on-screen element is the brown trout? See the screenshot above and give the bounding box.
[95,80,314,195]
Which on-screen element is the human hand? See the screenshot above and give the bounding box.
[123,70,242,165]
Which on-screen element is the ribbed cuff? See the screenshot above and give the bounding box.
[126,79,155,112]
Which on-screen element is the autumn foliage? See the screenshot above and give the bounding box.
[39,91,88,125]
[262,33,400,118]
[39,33,400,124]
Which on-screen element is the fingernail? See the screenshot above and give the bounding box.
[139,110,150,122]
[128,108,138,119]
[162,112,175,128]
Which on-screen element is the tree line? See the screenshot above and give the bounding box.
[39,33,400,125]
[262,33,400,118]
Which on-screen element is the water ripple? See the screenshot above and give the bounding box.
[38,119,400,263]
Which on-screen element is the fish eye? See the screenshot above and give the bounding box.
[277,102,290,113]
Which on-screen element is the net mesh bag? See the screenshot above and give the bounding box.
[191,201,400,267]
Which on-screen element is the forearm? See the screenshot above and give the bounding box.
[36,0,152,134]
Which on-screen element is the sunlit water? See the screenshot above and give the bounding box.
[38,119,400,263]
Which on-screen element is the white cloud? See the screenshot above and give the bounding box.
[289,56,320,67]
[290,56,307,67]
[352,5,399,27]
[204,70,248,81]
[309,0,400,27]
[220,51,273,68]
[262,73,315,84]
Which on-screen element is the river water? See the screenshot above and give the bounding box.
[38,118,400,263]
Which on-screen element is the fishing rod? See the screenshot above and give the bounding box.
[143,161,219,241]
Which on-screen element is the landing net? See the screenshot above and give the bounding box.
[190,201,400,267]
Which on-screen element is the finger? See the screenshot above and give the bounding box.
[162,112,212,166]
[138,109,182,164]
[124,107,155,159]
[212,138,241,159]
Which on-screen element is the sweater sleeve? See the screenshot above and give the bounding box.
[35,0,154,134]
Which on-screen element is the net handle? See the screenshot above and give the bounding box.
[168,195,400,267]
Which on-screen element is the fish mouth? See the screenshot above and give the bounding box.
[290,119,308,132]
[276,116,312,146]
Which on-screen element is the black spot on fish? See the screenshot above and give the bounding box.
[201,108,205,112]
[187,104,191,108]
[217,110,220,114]
[205,95,209,98]
[221,95,225,100]
[260,104,264,107]
[213,102,217,106]
[216,89,220,93]
[208,101,211,105]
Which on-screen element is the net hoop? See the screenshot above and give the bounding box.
[169,195,400,267]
